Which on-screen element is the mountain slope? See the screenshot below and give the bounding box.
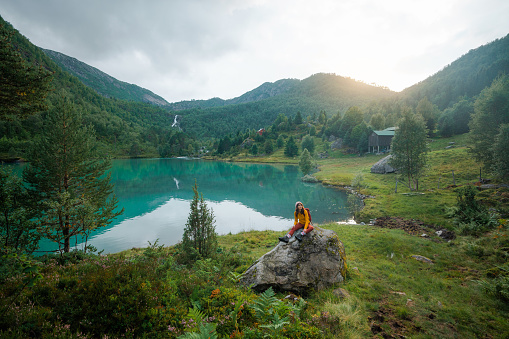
[179,73,396,137]
[166,78,300,110]
[0,15,198,159]
[42,49,169,106]
[401,33,509,109]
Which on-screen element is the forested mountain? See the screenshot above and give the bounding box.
[178,73,396,137]
[166,79,300,110]
[42,49,169,106]
[3,12,509,158]
[401,33,509,110]
[0,16,195,159]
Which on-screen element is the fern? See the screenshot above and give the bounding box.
[251,287,279,324]
[187,307,206,327]
[178,322,218,339]
[260,312,290,338]
[178,306,219,339]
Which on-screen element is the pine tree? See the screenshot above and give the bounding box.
[390,108,428,191]
[0,168,39,254]
[182,181,217,261]
[0,21,53,120]
[284,136,299,157]
[299,148,313,175]
[23,91,123,253]
[469,75,509,173]
[301,135,315,154]
[492,124,509,179]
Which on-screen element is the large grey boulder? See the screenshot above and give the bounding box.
[240,227,347,294]
[371,154,395,174]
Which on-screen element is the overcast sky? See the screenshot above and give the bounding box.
[1,0,509,103]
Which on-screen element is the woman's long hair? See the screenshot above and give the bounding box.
[295,203,305,216]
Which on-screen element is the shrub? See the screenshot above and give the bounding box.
[448,185,497,236]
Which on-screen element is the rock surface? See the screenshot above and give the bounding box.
[239,227,347,294]
[371,154,395,174]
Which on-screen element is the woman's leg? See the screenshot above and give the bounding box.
[303,225,314,234]
[289,223,304,236]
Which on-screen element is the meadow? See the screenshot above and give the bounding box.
[1,134,508,338]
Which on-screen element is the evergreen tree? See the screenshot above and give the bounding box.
[23,91,123,253]
[469,75,509,173]
[437,98,473,137]
[264,140,274,154]
[299,148,313,175]
[369,113,386,130]
[301,135,315,154]
[0,21,53,120]
[492,124,509,179]
[0,168,39,254]
[182,181,217,261]
[416,97,438,136]
[309,125,316,136]
[294,111,303,125]
[276,135,285,148]
[390,108,429,191]
[251,143,258,155]
[284,136,298,157]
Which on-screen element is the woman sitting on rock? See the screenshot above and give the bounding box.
[279,201,314,242]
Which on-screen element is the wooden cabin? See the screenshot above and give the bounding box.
[368,127,396,153]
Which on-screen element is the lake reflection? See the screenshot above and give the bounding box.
[22,158,353,253]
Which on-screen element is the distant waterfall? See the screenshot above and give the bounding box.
[171,115,179,128]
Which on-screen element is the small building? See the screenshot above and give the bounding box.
[257,128,265,136]
[368,127,396,153]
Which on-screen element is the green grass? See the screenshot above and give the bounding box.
[1,134,507,338]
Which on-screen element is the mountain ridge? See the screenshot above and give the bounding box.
[42,49,170,106]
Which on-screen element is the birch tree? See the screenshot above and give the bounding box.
[390,108,429,191]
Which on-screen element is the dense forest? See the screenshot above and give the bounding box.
[0,16,197,160]
[1,13,509,163]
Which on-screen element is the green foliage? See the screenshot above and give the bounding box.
[301,135,315,154]
[0,19,53,120]
[22,91,123,253]
[416,97,439,136]
[299,148,313,175]
[402,33,509,110]
[448,185,498,236]
[478,264,509,304]
[181,181,218,263]
[390,108,429,191]
[438,97,473,137]
[0,168,39,254]
[369,113,386,130]
[263,139,274,155]
[284,136,299,157]
[469,75,509,173]
[492,123,509,179]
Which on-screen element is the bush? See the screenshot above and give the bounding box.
[448,186,498,236]
[478,264,509,304]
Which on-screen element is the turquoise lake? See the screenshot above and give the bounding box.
[7,158,353,254]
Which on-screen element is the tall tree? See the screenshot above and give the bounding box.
[369,113,386,130]
[469,75,509,173]
[0,21,53,120]
[299,148,313,175]
[492,124,509,179]
[0,168,39,254]
[390,108,429,191]
[182,181,217,261]
[23,91,123,253]
[294,111,303,125]
[284,136,299,157]
[416,97,438,136]
[301,135,315,154]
